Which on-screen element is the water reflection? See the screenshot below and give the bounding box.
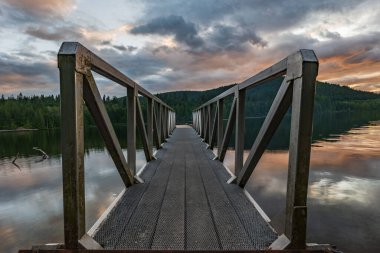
[1,115,380,252]
[232,121,380,253]
[0,139,146,252]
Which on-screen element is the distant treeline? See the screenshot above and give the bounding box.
[157,80,380,123]
[0,81,379,129]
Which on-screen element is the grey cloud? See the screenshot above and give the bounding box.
[131,15,204,48]
[99,41,138,52]
[206,24,267,52]
[25,26,81,41]
[0,54,57,82]
[100,40,111,45]
[344,46,380,65]
[0,0,72,24]
[97,48,166,80]
[112,44,137,52]
[0,53,58,95]
[24,25,116,51]
[320,30,341,39]
[272,34,319,55]
[316,32,380,62]
[138,0,361,33]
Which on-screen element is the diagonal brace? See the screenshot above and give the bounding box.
[83,71,134,187]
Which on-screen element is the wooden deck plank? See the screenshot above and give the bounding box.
[191,142,256,250]
[151,135,186,250]
[185,143,220,249]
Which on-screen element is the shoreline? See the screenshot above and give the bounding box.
[0,128,39,133]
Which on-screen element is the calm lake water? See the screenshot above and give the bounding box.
[0,112,379,253]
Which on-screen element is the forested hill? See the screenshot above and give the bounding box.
[157,80,380,123]
[0,81,379,129]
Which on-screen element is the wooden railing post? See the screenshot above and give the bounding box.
[235,87,246,175]
[147,98,154,154]
[204,106,209,142]
[217,99,224,158]
[209,103,218,149]
[58,52,85,249]
[200,108,204,138]
[198,110,200,134]
[166,107,169,138]
[207,104,212,144]
[163,107,167,139]
[127,86,136,175]
[169,111,171,134]
[285,50,318,249]
[171,111,175,133]
[192,112,195,130]
[194,111,197,133]
[159,104,165,142]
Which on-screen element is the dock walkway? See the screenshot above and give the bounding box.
[93,125,277,250]
[53,43,320,251]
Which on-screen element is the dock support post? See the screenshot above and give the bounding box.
[127,86,136,175]
[59,53,85,249]
[235,87,245,175]
[285,51,318,249]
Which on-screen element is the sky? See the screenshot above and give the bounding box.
[0,0,380,97]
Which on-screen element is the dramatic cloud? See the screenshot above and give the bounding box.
[0,53,57,95]
[1,0,74,23]
[131,15,204,48]
[137,0,361,33]
[0,0,379,96]
[112,44,137,52]
[25,26,81,41]
[206,24,267,51]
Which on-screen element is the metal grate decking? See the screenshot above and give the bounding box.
[93,125,277,250]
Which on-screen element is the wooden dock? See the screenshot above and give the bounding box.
[92,125,276,250]
[19,42,329,252]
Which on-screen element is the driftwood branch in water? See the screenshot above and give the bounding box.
[12,152,19,163]
[12,152,21,170]
[33,147,49,159]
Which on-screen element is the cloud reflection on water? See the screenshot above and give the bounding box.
[235,121,380,253]
[0,147,146,252]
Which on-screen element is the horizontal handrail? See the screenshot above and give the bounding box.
[58,42,175,249]
[194,50,317,110]
[58,42,173,110]
[192,49,318,249]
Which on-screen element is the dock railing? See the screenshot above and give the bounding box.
[192,50,318,249]
[58,42,175,249]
